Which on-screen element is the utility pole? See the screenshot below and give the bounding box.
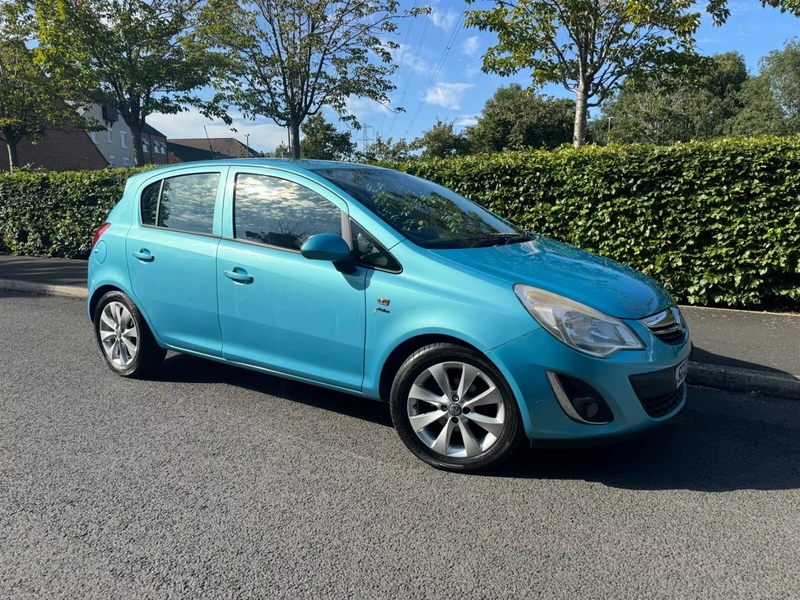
[245,133,250,155]
[361,124,375,154]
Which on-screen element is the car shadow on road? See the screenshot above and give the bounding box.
[501,393,800,492]
[158,352,394,428]
[158,354,799,493]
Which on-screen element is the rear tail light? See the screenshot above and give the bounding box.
[91,223,111,249]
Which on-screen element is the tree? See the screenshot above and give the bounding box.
[269,141,292,158]
[596,52,748,145]
[726,75,787,136]
[355,134,411,162]
[32,0,222,166]
[201,0,424,159]
[300,114,355,160]
[0,7,94,170]
[467,83,574,151]
[466,0,702,147]
[757,38,800,133]
[410,119,471,159]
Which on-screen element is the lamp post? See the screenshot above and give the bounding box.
[245,133,250,155]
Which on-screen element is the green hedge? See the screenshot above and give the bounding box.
[0,167,143,258]
[1,137,799,309]
[385,136,800,309]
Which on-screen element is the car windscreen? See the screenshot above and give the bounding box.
[312,167,528,249]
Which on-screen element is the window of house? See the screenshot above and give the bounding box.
[233,173,341,251]
[90,131,98,144]
[122,157,130,167]
[143,139,149,154]
[154,172,221,234]
[120,131,127,148]
[107,127,113,143]
[108,155,115,167]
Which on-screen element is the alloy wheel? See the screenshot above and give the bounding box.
[99,301,139,368]
[407,361,507,458]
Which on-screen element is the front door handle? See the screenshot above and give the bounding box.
[224,268,254,284]
[132,249,154,262]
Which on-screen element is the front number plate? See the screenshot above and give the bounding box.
[675,359,688,387]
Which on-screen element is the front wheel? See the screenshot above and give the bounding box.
[94,290,166,378]
[389,343,523,472]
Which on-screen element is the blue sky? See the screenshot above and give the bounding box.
[150,0,800,154]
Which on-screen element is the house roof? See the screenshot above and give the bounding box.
[141,123,167,138]
[167,137,259,163]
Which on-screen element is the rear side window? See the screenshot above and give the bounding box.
[139,172,221,235]
[233,173,341,251]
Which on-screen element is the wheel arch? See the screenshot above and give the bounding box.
[377,334,483,403]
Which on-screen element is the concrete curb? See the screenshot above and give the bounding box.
[688,362,800,400]
[1,278,797,400]
[0,278,88,299]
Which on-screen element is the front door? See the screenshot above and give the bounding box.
[216,170,366,390]
[126,168,227,356]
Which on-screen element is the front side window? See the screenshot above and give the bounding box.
[138,173,221,235]
[233,173,341,251]
[314,167,526,249]
[351,220,401,272]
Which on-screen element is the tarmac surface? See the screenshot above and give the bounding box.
[2,291,799,599]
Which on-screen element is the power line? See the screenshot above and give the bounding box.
[403,4,467,138]
[379,1,418,136]
[387,0,438,139]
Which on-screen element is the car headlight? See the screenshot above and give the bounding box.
[514,284,644,358]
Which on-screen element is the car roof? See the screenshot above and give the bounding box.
[136,158,383,178]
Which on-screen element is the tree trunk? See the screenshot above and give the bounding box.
[573,86,589,148]
[131,124,145,167]
[6,141,19,171]
[289,120,301,158]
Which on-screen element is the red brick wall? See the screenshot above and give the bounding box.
[0,128,108,172]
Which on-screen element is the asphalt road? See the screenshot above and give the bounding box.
[2,291,799,599]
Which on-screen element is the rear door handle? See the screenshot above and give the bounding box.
[132,249,154,262]
[223,268,253,284]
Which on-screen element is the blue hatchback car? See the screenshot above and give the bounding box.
[88,159,690,472]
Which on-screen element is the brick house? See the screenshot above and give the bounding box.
[167,138,259,163]
[0,127,108,171]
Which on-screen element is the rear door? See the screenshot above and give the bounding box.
[216,168,367,390]
[126,167,227,356]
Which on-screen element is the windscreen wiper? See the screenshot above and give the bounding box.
[469,233,533,248]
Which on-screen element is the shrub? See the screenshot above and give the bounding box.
[0,167,142,258]
[385,137,800,309]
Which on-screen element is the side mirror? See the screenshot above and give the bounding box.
[300,233,352,263]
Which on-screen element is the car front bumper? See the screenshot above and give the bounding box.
[487,324,692,444]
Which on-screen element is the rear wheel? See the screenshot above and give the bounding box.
[94,290,165,378]
[390,343,523,472]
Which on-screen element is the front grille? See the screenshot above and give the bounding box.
[652,328,686,345]
[640,307,687,346]
[637,384,685,418]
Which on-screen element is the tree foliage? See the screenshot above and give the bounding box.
[410,119,471,159]
[597,52,748,144]
[466,0,702,147]
[300,114,355,160]
[356,134,411,162]
[466,83,574,151]
[0,5,94,170]
[201,0,423,158]
[32,0,221,166]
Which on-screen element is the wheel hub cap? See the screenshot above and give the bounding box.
[448,404,462,416]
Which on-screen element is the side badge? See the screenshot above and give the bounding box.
[376,298,390,313]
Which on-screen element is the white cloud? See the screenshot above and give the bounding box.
[391,42,433,75]
[462,36,480,57]
[347,96,390,115]
[456,116,478,127]
[430,8,459,31]
[148,109,288,153]
[424,82,474,110]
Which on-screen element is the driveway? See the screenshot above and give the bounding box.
[2,291,798,599]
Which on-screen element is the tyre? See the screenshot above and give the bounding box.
[389,343,523,472]
[94,290,166,378]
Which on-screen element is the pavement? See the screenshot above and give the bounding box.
[1,291,799,599]
[1,254,798,398]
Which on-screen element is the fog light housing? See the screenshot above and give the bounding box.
[546,371,614,424]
